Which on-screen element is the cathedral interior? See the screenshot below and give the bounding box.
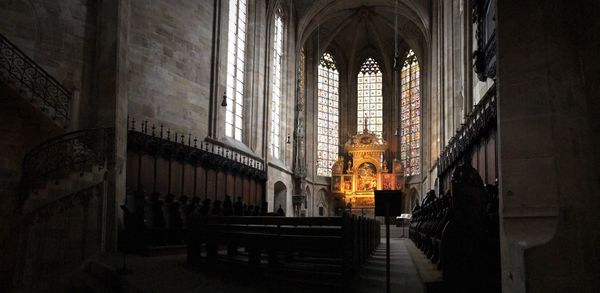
[0,0,599,292]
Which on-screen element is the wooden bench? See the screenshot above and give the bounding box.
[187,215,380,289]
[409,163,501,292]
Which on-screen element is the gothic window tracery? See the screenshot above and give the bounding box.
[357,57,383,136]
[317,53,339,177]
[225,0,248,141]
[270,12,284,159]
[400,50,421,176]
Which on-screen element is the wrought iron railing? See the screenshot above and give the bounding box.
[0,33,71,126]
[438,84,497,176]
[14,182,105,292]
[128,117,266,174]
[21,128,114,202]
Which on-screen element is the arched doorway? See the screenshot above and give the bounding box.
[305,186,311,216]
[410,188,419,212]
[317,189,328,217]
[273,181,287,216]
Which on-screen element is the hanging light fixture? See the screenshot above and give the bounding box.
[393,53,402,71]
[393,0,401,158]
[221,92,227,107]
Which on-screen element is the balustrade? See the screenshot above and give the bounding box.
[21,127,115,202]
[0,33,71,127]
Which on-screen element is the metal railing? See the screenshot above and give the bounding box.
[21,128,114,202]
[128,117,266,173]
[13,182,105,292]
[0,33,71,126]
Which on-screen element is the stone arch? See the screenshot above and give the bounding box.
[317,188,329,216]
[409,187,419,212]
[273,181,287,215]
[305,186,311,211]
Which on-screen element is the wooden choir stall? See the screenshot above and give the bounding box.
[121,118,268,253]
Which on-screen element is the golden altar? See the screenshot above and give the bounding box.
[331,129,405,212]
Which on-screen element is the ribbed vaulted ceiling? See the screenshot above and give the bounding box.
[295,0,430,71]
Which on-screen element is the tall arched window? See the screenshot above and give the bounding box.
[270,12,284,159]
[400,50,420,176]
[225,0,248,141]
[357,57,383,136]
[317,53,339,177]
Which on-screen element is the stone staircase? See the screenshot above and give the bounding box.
[0,32,119,292]
[12,127,115,292]
[0,32,72,129]
[22,169,106,214]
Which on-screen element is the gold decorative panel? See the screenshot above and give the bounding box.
[331,128,405,209]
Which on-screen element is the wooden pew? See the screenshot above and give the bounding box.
[187,215,380,289]
[409,162,500,292]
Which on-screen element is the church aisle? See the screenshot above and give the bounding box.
[91,238,425,293]
[354,238,425,293]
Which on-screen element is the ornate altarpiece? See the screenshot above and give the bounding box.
[331,129,405,213]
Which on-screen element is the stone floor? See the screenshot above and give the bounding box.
[353,238,425,293]
[95,232,426,292]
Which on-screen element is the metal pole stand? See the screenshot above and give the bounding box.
[385,203,391,293]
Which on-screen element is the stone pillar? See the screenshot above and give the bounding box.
[91,0,129,252]
[497,0,600,291]
[292,47,307,216]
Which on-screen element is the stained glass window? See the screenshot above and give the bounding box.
[225,0,248,141]
[317,53,339,177]
[270,13,284,159]
[400,50,421,176]
[357,57,383,136]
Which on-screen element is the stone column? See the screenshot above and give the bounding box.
[497,0,600,291]
[293,49,307,216]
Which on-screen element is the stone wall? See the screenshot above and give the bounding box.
[0,1,104,288]
[0,0,99,128]
[126,0,214,138]
[0,86,63,291]
[124,0,299,216]
[497,0,600,291]
[266,166,293,215]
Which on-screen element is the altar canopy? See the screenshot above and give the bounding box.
[331,128,405,215]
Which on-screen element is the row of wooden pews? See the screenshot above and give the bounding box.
[409,162,500,292]
[410,190,450,266]
[121,191,269,253]
[187,215,380,290]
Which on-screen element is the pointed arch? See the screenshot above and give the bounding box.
[225,0,249,141]
[270,9,284,159]
[274,181,287,215]
[400,49,420,176]
[317,52,339,177]
[357,57,383,136]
